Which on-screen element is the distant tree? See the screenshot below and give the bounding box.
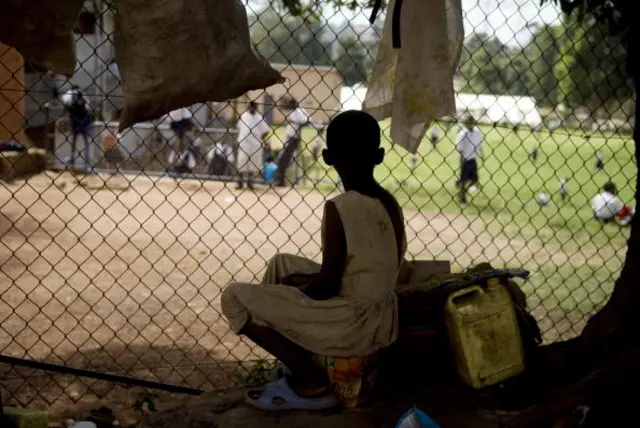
[555,14,632,114]
[333,37,372,86]
[523,24,563,106]
[250,8,333,66]
[459,32,533,96]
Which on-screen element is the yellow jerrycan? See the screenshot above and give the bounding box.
[445,278,525,389]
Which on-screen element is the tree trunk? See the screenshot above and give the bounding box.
[501,29,640,427]
[578,29,640,348]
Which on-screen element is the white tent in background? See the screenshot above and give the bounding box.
[340,84,368,111]
[339,86,544,129]
[455,93,543,128]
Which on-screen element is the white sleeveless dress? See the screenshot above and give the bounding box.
[221,191,406,357]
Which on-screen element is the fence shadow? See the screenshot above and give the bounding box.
[0,340,255,425]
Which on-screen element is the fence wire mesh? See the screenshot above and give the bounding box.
[0,0,636,421]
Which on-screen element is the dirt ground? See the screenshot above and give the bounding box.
[0,171,604,417]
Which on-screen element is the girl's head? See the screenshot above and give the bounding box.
[323,111,383,179]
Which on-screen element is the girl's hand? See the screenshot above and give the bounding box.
[280,273,317,287]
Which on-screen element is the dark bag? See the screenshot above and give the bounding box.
[209,153,231,176]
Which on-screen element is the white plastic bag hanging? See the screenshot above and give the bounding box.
[363,0,464,154]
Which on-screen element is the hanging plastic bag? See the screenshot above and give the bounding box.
[363,0,464,154]
[115,0,284,130]
[0,0,82,75]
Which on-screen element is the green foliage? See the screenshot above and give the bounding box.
[278,0,386,18]
[555,15,631,110]
[524,25,563,106]
[250,10,333,66]
[234,360,273,387]
[460,33,535,97]
[333,37,376,86]
[543,0,631,38]
[459,21,631,111]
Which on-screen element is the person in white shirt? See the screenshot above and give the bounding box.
[455,115,483,204]
[235,101,270,190]
[591,181,626,223]
[276,97,309,187]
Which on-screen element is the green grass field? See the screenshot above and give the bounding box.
[272,122,636,330]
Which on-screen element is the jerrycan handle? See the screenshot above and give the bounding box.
[447,286,485,311]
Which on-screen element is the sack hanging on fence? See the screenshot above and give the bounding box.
[0,0,82,75]
[363,0,464,154]
[116,0,284,130]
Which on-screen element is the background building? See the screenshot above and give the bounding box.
[223,63,343,126]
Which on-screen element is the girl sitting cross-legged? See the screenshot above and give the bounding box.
[221,110,407,411]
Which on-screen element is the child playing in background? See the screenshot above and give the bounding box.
[100,111,126,174]
[559,177,568,202]
[455,115,483,204]
[591,181,634,226]
[221,110,406,411]
[263,154,278,184]
[595,151,605,171]
[530,147,539,163]
[429,126,441,150]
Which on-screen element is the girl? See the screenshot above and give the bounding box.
[221,111,406,411]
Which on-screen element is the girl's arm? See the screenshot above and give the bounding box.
[300,201,346,300]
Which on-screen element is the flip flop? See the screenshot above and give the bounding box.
[245,378,339,411]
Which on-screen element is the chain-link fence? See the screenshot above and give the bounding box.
[0,0,635,422]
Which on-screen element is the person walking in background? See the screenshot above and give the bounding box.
[167,107,193,151]
[429,126,441,150]
[559,177,568,202]
[530,146,539,163]
[235,101,270,190]
[455,115,483,205]
[595,151,605,171]
[56,84,93,170]
[276,97,309,187]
